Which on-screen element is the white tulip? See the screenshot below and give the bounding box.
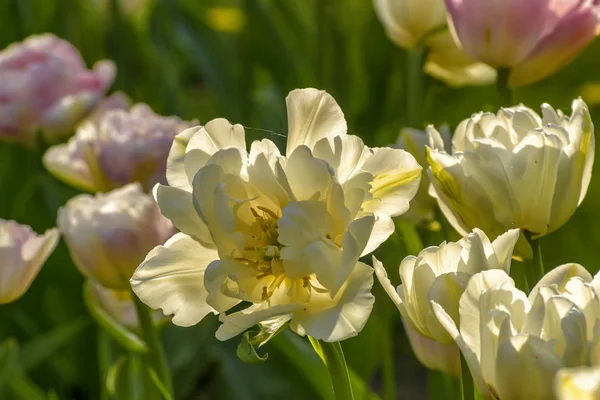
[373,228,519,375]
[58,183,173,290]
[432,264,600,399]
[556,366,600,400]
[0,220,59,304]
[132,88,421,342]
[427,99,595,257]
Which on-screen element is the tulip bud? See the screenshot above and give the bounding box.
[0,34,115,147]
[395,127,451,223]
[555,367,600,400]
[373,228,520,375]
[373,0,447,49]
[58,183,174,290]
[0,220,59,304]
[445,0,600,87]
[427,99,595,258]
[43,100,195,192]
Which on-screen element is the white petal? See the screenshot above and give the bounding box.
[529,263,592,304]
[166,127,200,191]
[290,262,375,342]
[215,303,301,341]
[361,216,394,256]
[130,233,218,327]
[284,146,333,201]
[285,88,347,156]
[361,147,422,218]
[153,184,213,246]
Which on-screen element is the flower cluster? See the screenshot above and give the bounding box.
[131,88,422,341]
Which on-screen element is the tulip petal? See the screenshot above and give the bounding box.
[285,88,347,156]
[130,233,218,327]
[215,303,301,341]
[166,127,201,190]
[290,262,375,342]
[153,184,213,247]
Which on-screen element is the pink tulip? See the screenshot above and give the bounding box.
[0,34,115,147]
[43,96,196,192]
[445,0,600,86]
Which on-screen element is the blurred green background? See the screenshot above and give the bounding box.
[1,0,600,399]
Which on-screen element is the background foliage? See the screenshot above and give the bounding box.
[1,0,599,398]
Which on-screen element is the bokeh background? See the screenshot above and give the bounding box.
[1,0,600,399]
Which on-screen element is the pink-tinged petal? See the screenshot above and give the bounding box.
[446,0,553,67]
[510,3,600,87]
[0,34,117,146]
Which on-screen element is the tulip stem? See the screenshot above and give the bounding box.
[310,338,354,400]
[460,353,475,400]
[407,43,427,128]
[525,232,545,287]
[496,67,513,107]
[131,289,173,398]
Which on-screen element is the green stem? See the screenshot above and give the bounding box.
[496,67,513,107]
[524,232,545,288]
[407,44,427,128]
[460,353,474,400]
[395,219,424,256]
[310,339,354,400]
[381,319,397,400]
[131,289,173,398]
[97,329,113,400]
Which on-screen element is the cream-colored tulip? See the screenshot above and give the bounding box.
[556,366,600,400]
[427,99,595,258]
[394,127,451,223]
[374,228,519,375]
[58,183,173,290]
[373,0,447,49]
[132,88,421,342]
[432,264,600,399]
[0,220,59,304]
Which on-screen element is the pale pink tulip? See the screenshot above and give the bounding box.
[43,97,195,192]
[445,0,600,86]
[0,34,115,146]
[0,220,59,304]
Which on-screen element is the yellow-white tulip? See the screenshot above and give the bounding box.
[0,220,59,304]
[432,264,600,399]
[556,366,600,400]
[131,88,421,342]
[58,183,173,290]
[374,228,519,375]
[427,99,595,258]
[373,0,447,49]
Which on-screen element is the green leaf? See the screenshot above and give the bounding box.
[237,331,269,364]
[83,280,148,354]
[236,317,289,364]
[147,366,174,400]
[18,317,90,372]
[106,355,128,396]
[0,339,19,390]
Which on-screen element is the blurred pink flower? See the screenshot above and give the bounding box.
[57,183,174,290]
[43,95,196,192]
[0,33,116,147]
[0,220,59,304]
[445,0,600,86]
